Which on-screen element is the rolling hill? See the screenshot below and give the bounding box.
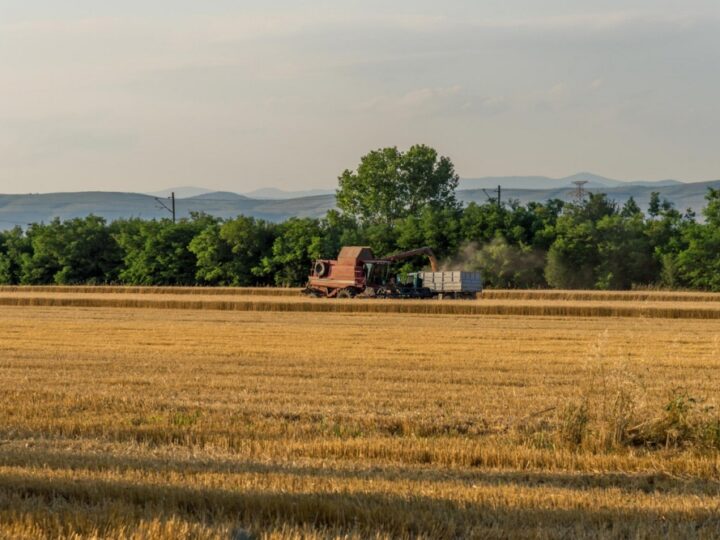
[0,191,336,229]
[1,176,718,230]
[243,187,336,199]
[459,180,720,215]
[460,173,683,190]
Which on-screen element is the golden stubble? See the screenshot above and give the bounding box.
[0,299,719,539]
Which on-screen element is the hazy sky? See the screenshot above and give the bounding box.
[1,1,719,193]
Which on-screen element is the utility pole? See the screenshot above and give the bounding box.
[154,192,176,223]
[482,185,503,208]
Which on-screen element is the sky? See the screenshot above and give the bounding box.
[1,0,719,194]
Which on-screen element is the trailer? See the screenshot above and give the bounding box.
[411,271,482,299]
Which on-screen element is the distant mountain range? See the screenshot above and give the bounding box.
[146,186,335,199]
[145,173,686,201]
[146,186,217,199]
[244,187,336,199]
[460,172,683,190]
[1,173,718,230]
[0,191,336,229]
[459,180,720,216]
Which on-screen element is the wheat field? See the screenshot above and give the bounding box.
[1,289,719,538]
[2,285,720,304]
[3,288,720,319]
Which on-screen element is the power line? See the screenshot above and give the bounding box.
[154,192,176,223]
[482,185,502,208]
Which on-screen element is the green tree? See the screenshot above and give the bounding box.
[336,144,459,224]
[545,220,598,289]
[319,210,362,258]
[460,202,511,245]
[621,197,642,217]
[21,216,121,284]
[545,193,668,290]
[0,227,31,284]
[189,216,276,286]
[259,218,325,286]
[644,199,690,288]
[648,192,661,218]
[545,194,618,289]
[395,206,462,261]
[594,214,656,289]
[459,199,562,251]
[676,188,720,290]
[115,218,208,285]
[457,238,545,289]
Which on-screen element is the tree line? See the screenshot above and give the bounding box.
[1,145,719,290]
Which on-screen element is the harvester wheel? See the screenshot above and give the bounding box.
[301,286,325,298]
[337,288,356,299]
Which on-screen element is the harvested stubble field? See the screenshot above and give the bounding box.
[3,288,720,319]
[2,285,720,304]
[1,289,719,539]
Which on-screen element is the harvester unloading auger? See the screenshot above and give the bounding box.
[302,246,481,299]
[385,247,439,272]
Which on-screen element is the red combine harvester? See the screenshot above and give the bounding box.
[303,246,455,299]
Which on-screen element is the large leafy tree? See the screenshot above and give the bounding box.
[460,202,512,245]
[259,218,326,287]
[458,199,563,289]
[0,227,31,284]
[545,194,615,289]
[336,144,459,224]
[395,206,462,261]
[114,217,213,285]
[189,216,277,286]
[545,194,660,290]
[594,214,656,289]
[643,199,691,288]
[545,220,599,289]
[21,216,121,285]
[676,188,720,290]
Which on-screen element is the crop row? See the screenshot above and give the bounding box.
[0,285,298,296]
[2,285,719,303]
[2,294,720,319]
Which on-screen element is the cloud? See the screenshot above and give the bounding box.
[467,11,680,31]
[1,3,719,191]
[5,8,711,48]
[396,86,463,109]
[479,96,509,114]
[358,86,465,116]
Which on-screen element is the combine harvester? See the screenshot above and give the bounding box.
[303,246,482,299]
